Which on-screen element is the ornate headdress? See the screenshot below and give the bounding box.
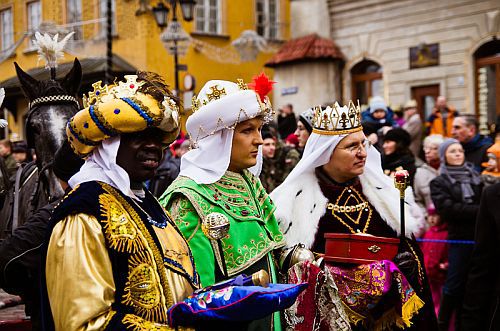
[187,73,275,146]
[67,73,180,156]
[311,100,362,135]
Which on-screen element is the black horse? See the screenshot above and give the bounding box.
[0,59,82,238]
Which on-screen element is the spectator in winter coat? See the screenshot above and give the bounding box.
[402,99,423,158]
[420,203,448,316]
[277,103,297,139]
[426,96,458,137]
[361,96,395,133]
[294,107,315,156]
[381,128,416,186]
[260,128,300,192]
[461,182,500,330]
[0,140,84,331]
[481,128,500,186]
[414,134,444,215]
[451,114,493,172]
[430,138,483,331]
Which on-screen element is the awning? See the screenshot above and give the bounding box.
[265,34,344,68]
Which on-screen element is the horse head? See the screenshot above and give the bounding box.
[15,58,82,199]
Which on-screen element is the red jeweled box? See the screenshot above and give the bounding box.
[324,233,400,264]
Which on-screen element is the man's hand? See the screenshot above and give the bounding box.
[0,119,7,128]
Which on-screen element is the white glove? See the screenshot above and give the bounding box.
[0,119,7,128]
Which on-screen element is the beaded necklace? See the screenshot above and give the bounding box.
[328,185,373,234]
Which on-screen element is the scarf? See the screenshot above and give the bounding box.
[440,162,481,203]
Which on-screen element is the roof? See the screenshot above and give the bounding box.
[0,54,136,90]
[265,34,344,68]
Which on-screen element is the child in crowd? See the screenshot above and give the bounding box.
[481,129,500,186]
[420,204,448,316]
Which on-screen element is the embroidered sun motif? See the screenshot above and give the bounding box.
[99,193,144,253]
[123,252,166,322]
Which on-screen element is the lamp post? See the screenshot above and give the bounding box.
[152,0,196,96]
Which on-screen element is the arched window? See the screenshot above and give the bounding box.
[474,40,500,133]
[351,60,383,105]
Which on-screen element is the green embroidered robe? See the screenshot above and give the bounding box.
[159,170,285,287]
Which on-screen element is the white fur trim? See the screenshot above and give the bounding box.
[271,171,425,249]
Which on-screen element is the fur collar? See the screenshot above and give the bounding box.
[270,171,424,249]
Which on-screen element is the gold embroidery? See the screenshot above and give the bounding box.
[102,310,117,329]
[99,193,144,253]
[122,314,173,331]
[99,183,173,322]
[123,252,163,320]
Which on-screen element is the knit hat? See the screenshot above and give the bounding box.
[404,99,417,110]
[53,140,84,182]
[12,141,28,153]
[298,107,315,134]
[285,133,299,146]
[384,128,411,147]
[369,96,387,114]
[261,126,275,140]
[438,138,460,162]
[67,73,180,156]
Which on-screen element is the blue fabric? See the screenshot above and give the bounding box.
[167,283,307,327]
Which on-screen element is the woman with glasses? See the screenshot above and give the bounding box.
[271,102,436,330]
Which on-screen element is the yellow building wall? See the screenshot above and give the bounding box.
[0,0,290,138]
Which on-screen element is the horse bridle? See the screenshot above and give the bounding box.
[25,94,80,148]
[25,94,80,204]
[28,94,79,110]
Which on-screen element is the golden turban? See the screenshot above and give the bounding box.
[67,74,180,156]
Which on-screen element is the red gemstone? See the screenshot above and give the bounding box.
[130,84,135,89]
[394,169,409,183]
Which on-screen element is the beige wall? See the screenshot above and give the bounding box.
[272,62,341,113]
[327,0,500,114]
[291,0,331,38]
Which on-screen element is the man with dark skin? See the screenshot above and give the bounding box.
[41,73,199,331]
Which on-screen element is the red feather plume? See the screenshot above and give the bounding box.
[248,72,276,102]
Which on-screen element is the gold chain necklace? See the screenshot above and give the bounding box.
[329,186,373,234]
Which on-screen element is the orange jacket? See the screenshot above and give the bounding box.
[425,106,458,137]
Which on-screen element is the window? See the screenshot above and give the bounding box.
[351,60,384,106]
[474,40,500,134]
[0,8,13,51]
[66,0,83,40]
[27,1,41,48]
[98,0,117,38]
[194,0,221,34]
[256,0,279,40]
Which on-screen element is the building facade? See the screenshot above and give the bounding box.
[0,0,290,140]
[273,0,499,134]
[327,0,500,133]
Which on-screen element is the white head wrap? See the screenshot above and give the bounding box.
[272,104,424,240]
[180,79,271,184]
[68,136,141,200]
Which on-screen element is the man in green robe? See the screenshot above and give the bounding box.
[160,75,285,330]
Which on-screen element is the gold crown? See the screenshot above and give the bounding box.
[191,78,248,113]
[312,100,362,135]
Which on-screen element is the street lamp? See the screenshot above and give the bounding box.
[152,0,196,96]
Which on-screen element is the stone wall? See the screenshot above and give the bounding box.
[327,0,500,114]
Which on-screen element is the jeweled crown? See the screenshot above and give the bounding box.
[82,75,179,115]
[312,100,362,135]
